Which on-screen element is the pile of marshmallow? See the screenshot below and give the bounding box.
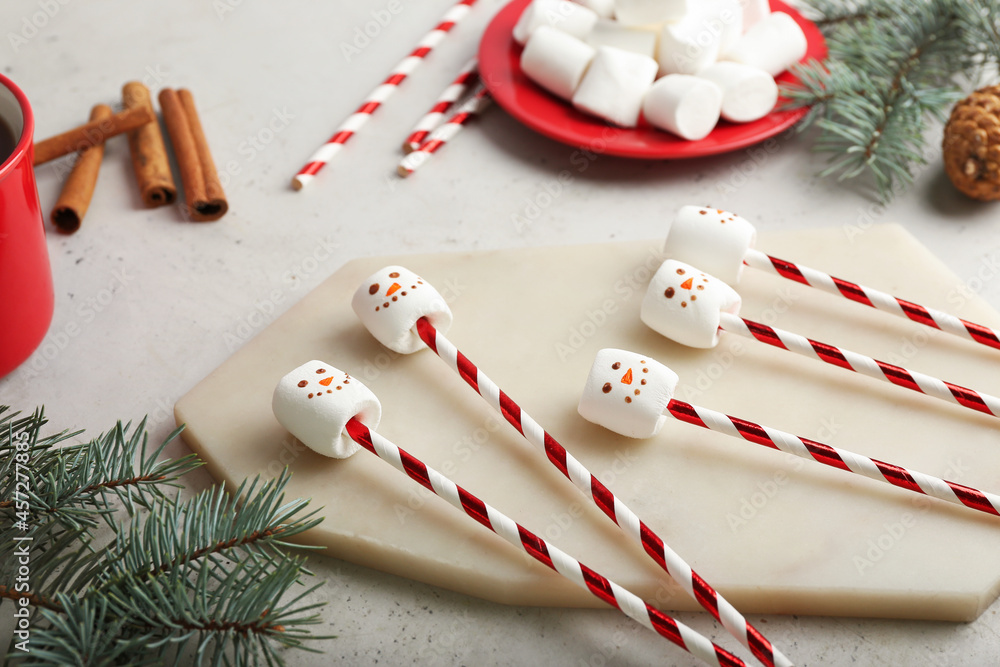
[515,0,808,140]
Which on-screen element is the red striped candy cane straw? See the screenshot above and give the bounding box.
[343,417,747,667]
[664,399,1000,518]
[718,312,1000,419]
[291,0,477,190]
[397,83,491,177]
[743,248,1000,353]
[413,318,791,667]
[402,58,478,152]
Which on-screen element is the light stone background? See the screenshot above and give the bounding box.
[2,0,999,665]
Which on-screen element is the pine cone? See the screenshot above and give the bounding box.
[943,85,1000,201]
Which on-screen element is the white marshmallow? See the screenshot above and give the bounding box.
[640,259,742,348]
[572,46,659,127]
[663,205,757,284]
[578,348,679,438]
[513,0,599,45]
[698,62,777,122]
[614,0,687,26]
[522,26,596,101]
[724,12,807,76]
[656,5,724,75]
[586,19,658,59]
[738,0,770,31]
[572,0,615,19]
[706,0,743,56]
[642,74,722,140]
[272,360,381,459]
[352,265,453,354]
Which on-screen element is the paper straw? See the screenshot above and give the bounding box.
[413,317,792,667]
[402,58,478,152]
[344,416,747,667]
[292,0,477,190]
[397,84,491,177]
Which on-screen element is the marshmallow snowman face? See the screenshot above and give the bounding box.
[578,348,679,438]
[640,260,742,348]
[663,205,757,285]
[272,360,382,459]
[351,265,453,354]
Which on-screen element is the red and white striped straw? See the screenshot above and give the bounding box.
[718,312,1000,419]
[291,0,477,190]
[343,417,748,667]
[664,399,1000,518]
[397,83,491,177]
[743,248,1000,353]
[414,318,791,667]
[402,58,478,153]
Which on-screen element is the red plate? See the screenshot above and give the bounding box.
[477,0,827,159]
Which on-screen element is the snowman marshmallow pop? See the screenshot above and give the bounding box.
[351,266,792,667]
[642,259,1000,422]
[579,349,1000,520]
[272,360,750,667]
[665,205,1000,354]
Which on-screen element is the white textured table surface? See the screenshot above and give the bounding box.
[2,1,999,665]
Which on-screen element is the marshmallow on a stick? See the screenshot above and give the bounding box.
[586,19,658,58]
[663,205,757,284]
[572,0,615,19]
[351,265,453,354]
[642,75,722,141]
[578,348,679,438]
[698,62,777,123]
[614,0,688,26]
[640,259,741,348]
[724,11,807,76]
[522,26,596,101]
[513,0,599,44]
[572,46,659,127]
[272,360,381,459]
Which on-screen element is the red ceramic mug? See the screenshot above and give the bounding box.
[0,73,53,378]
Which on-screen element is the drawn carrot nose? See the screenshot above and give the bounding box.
[620,368,633,385]
[386,282,402,296]
[319,376,334,387]
[680,277,694,290]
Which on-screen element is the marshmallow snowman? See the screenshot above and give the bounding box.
[662,205,757,285]
[351,265,453,354]
[578,348,679,438]
[640,259,741,348]
[272,360,381,458]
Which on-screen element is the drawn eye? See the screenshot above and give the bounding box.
[665,287,675,299]
[602,382,612,393]
[676,268,686,275]
[389,271,400,278]
[316,368,326,374]
[612,362,621,370]
[368,283,379,295]
[297,380,308,387]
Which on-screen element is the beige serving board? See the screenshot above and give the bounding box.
[176,224,1000,621]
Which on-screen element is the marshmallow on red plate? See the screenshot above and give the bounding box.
[642,74,722,140]
[706,0,743,56]
[698,62,777,122]
[640,259,741,348]
[614,0,687,26]
[657,5,724,75]
[662,205,756,284]
[579,348,679,438]
[724,12,807,76]
[272,360,381,458]
[738,0,770,31]
[586,19,658,58]
[522,26,596,101]
[572,0,615,19]
[572,46,659,127]
[513,0,599,45]
[351,265,453,354]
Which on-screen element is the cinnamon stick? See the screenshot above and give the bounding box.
[50,104,112,234]
[123,81,176,207]
[158,88,227,222]
[33,104,154,166]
